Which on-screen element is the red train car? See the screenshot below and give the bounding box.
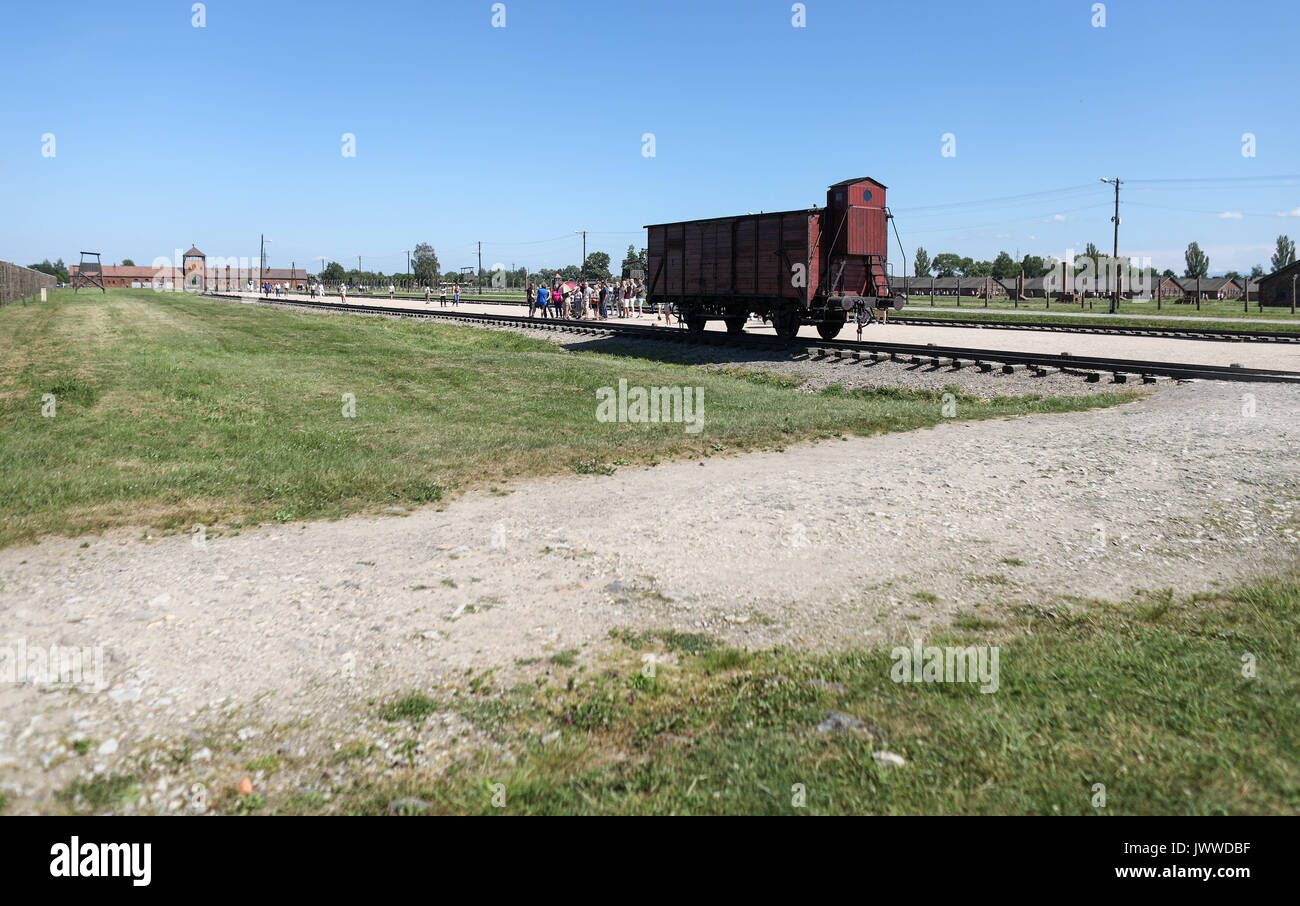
[644,177,900,339]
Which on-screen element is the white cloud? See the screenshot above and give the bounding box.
[1218,211,1244,219]
[995,233,1012,239]
[1276,206,1300,217]
[1046,213,1071,222]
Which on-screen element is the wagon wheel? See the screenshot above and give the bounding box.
[816,310,847,340]
[816,321,844,340]
[773,308,801,340]
[724,316,746,335]
[685,312,708,334]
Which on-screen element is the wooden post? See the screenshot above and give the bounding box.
[1196,276,1201,311]
[930,277,935,306]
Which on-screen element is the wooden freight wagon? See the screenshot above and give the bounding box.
[644,177,900,339]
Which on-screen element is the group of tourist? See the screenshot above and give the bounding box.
[526,276,663,322]
[282,276,669,324]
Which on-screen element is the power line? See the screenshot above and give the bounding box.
[904,201,1112,234]
[893,183,1099,214]
[1126,173,1300,185]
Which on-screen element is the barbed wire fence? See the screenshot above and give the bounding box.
[0,260,57,306]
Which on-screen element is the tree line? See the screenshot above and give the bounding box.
[313,244,648,289]
[911,235,1295,283]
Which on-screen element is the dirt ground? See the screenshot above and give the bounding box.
[2,380,1298,813]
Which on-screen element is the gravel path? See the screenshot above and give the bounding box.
[2,381,1298,813]
[512,326,1134,397]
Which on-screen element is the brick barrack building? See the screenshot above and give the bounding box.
[69,247,310,292]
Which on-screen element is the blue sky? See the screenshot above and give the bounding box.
[2,0,1297,275]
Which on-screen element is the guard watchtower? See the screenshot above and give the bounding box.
[183,246,206,292]
[73,252,106,293]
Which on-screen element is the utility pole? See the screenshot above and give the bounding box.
[404,250,410,278]
[259,233,264,294]
[477,241,483,293]
[1101,177,1122,313]
[574,230,586,277]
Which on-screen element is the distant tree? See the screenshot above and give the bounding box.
[1019,254,1048,277]
[1161,268,1176,279]
[411,242,440,285]
[931,252,962,277]
[1250,264,1265,279]
[28,259,70,282]
[1183,242,1209,279]
[1083,242,1102,263]
[1225,270,1242,283]
[913,247,931,277]
[619,244,647,278]
[1271,235,1296,272]
[583,251,612,280]
[120,258,135,266]
[991,251,1017,279]
[321,261,345,282]
[967,259,993,277]
[560,264,583,281]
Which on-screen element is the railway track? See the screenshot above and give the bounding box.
[892,314,1300,344]
[204,292,1300,384]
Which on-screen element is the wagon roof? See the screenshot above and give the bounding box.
[827,176,889,189]
[643,207,818,229]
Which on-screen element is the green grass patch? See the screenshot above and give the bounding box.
[951,611,1004,631]
[379,693,440,723]
[289,573,1300,815]
[57,774,141,812]
[245,755,282,773]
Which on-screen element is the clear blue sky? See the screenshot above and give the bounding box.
[3,0,1297,276]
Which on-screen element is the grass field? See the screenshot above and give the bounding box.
[0,288,1138,548]
[299,573,1299,815]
